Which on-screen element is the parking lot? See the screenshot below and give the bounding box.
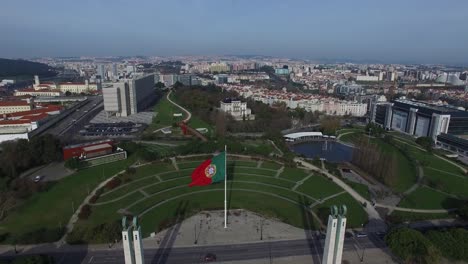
[80,122,144,137]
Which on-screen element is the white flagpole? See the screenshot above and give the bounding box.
[224,145,227,229]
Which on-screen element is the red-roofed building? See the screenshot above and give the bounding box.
[63,140,115,160]
[0,100,33,114]
[15,88,62,97]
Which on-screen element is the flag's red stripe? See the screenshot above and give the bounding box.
[188,159,213,187]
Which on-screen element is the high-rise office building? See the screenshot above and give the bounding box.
[112,64,118,80]
[97,64,106,80]
[103,74,156,117]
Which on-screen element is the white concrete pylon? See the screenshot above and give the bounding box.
[334,216,347,264]
[122,226,135,264]
[133,226,145,264]
[322,215,338,264]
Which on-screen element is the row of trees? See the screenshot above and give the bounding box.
[386,227,468,263]
[351,138,398,187]
[0,135,62,180]
[0,135,62,220]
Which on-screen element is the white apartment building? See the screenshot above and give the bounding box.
[219,98,255,120]
[0,101,33,114]
[33,75,98,94]
[14,88,62,97]
[356,75,379,82]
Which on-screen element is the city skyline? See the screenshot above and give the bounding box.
[2,0,468,65]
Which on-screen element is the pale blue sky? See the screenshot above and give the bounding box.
[1,0,468,64]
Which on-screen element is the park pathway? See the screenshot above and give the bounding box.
[402,161,424,196]
[295,158,383,221]
[393,137,467,173]
[166,89,191,123]
[56,167,129,245]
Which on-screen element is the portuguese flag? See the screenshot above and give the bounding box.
[189,152,226,187]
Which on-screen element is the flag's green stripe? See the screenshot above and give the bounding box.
[211,152,226,183]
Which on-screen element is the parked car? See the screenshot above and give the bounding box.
[203,253,217,262]
[356,232,367,238]
[33,175,43,183]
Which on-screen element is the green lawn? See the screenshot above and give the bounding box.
[79,161,367,239]
[261,161,283,170]
[97,176,160,203]
[139,191,322,236]
[337,128,364,135]
[423,169,468,198]
[134,162,175,178]
[2,156,371,244]
[151,94,186,130]
[279,167,310,182]
[345,181,371,201]
[142,144,177,157]
[296,174,343,199]
[313,193,368,228]
[177,161,204,170]
[232,174,296,189]
[232,167,277,176]
[0,156,136,242]
[371,139,417,193]
[338,132,364,144]
[388,210,452,224]
[398,186,462,210]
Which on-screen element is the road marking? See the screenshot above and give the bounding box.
[88,256,94,263]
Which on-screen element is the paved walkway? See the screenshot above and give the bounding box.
[393,137,467,173]
[375,204,456,213]
[268,139,284,157]
[295,158,382,220]
[402,162,424,196]
[275,166,284,178]
[57,168,128,245]
[166,89,191,123]
[292,173,314,191]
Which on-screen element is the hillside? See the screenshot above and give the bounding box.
[0,58,57,78]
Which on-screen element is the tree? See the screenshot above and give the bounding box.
[386,227,440,264]
[155,82,165,89]
[416,137,433,152]
[65,91,71,96]
[320,116,341,135]
[64,158,80,169]
[173,81,184,89]
[426,228,468,262]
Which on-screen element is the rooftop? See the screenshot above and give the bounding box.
[82,143,113,152]
[0,101,30,107]
[63,139,114,150]
[283,132,323,139]
[394,99,466,114]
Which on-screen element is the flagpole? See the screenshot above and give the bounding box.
[224,144,227,229]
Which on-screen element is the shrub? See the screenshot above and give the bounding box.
[89,194,98,204]
[66,221,121,244]
[78,204,91,220]
[14,228,64,244]
[64,157,80,169]
[105,177,121,190]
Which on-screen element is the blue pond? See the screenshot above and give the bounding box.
[290,141,354,163]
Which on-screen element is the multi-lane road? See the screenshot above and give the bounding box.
[44,96,103,138]
[0,234,387,264]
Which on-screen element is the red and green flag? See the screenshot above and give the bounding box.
[189,152,226,187]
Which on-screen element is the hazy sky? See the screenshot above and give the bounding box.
[1,0,468,64]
